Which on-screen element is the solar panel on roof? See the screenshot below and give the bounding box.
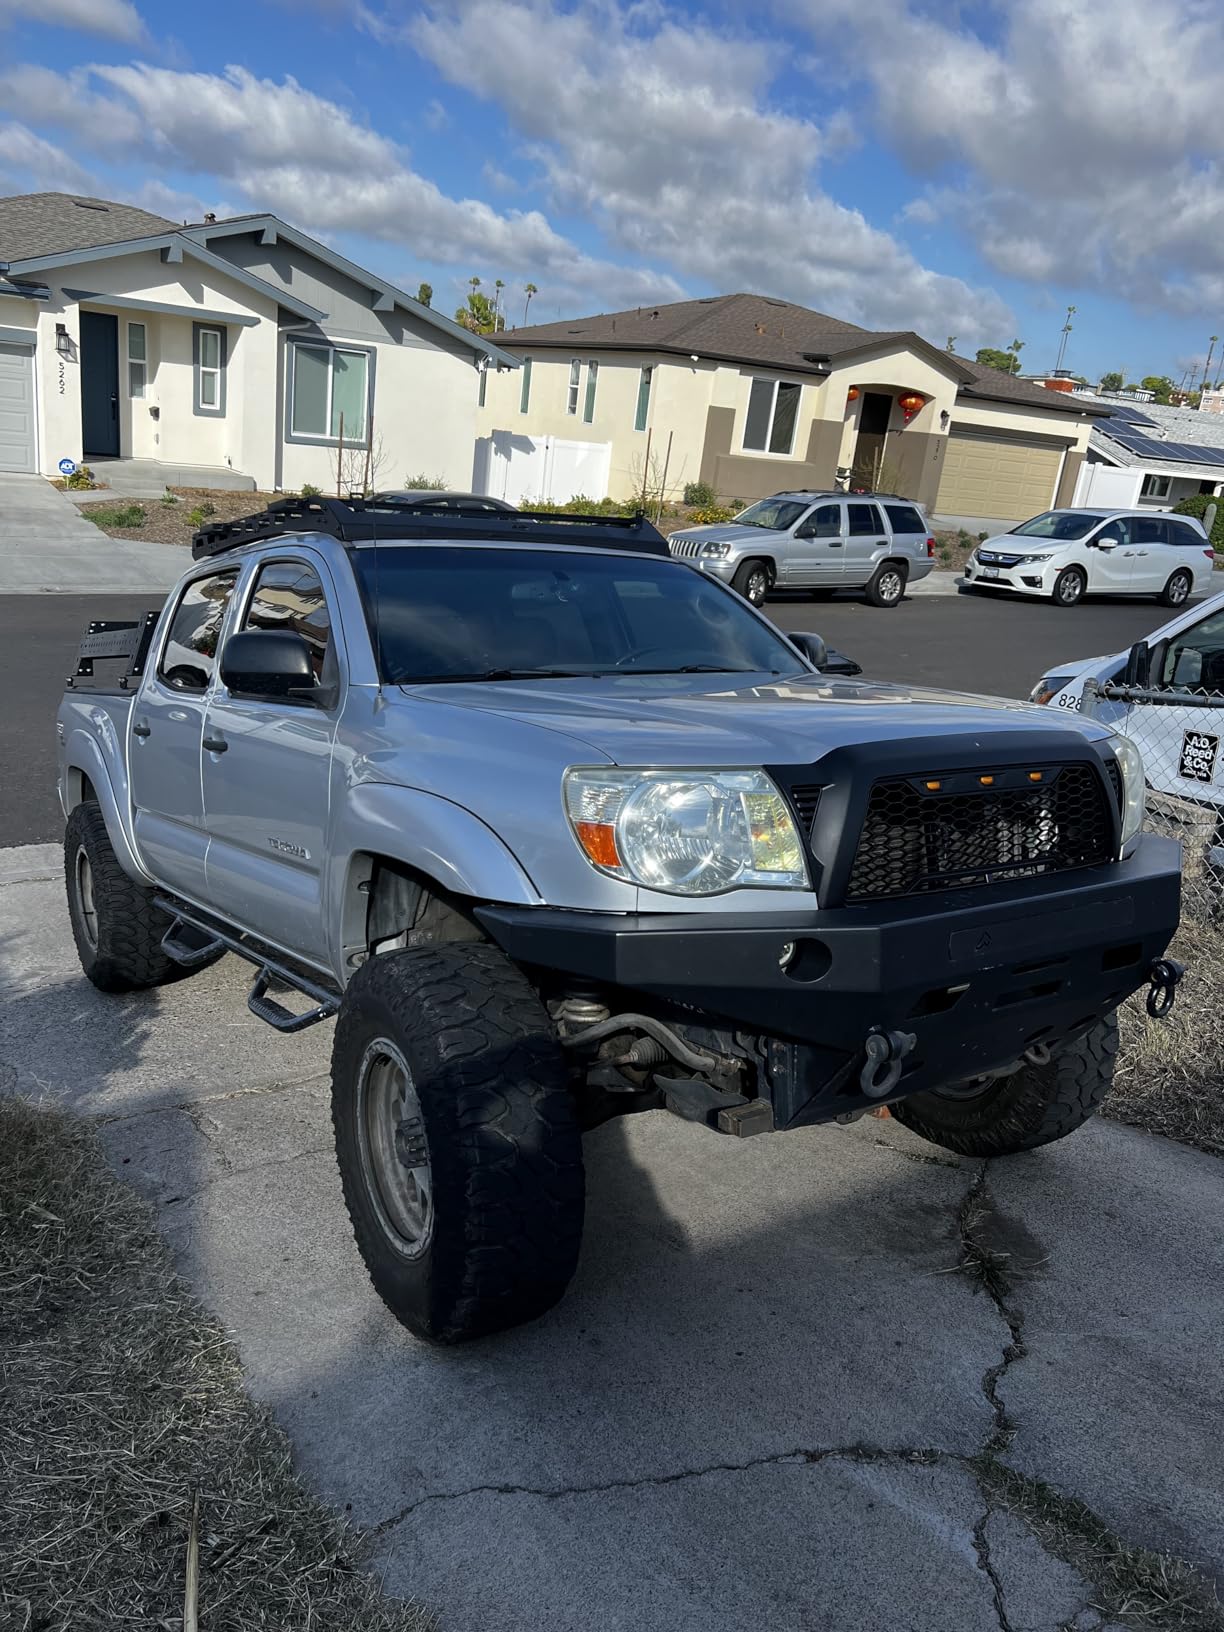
[1098,422,1224,466]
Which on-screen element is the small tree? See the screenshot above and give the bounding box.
[975,345,1022,375]
[1099,370,1123,392]
[331,428,387,497]
[945,335,957,352]
[416,282,432,308]
[523,282,538,324]
[1141,375,1175,404]
[455,278,505,334]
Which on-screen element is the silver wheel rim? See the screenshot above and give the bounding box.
[1169,574,1190,604]
[356,1038,434,1259]
[75,847,98,949]
[1057,572,1082,604]
[879,570,903,603]
[747,569,767,604]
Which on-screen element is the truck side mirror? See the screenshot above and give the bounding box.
[1123,640,1150,686]
[221,629,318,701]
[788,630,828,669]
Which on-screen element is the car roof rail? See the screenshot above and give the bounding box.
[191,496,671,561]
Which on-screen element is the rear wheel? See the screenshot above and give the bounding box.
[1052,566,1086,607]
[732,559,771,607]
[331,944,585,1343]
[1160,568,1193,608]
[890,1017,1118,1157]
[865,561,907,608]
[64,802,180,992]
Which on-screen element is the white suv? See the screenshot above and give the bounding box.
[962,507,1215,608]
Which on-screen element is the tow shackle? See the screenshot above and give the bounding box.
[860,1027,918,1098]
[1145,957,1185,1020]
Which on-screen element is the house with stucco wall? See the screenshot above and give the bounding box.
[0,191,512,490]
[477,293,1104,523]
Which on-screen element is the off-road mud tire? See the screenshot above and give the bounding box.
[64,802,180,992]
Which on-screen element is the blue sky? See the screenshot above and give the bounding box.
[2,0,1222,386]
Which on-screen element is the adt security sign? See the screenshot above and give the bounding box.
[58,458,77,477]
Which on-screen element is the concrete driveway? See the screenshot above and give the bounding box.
[3,840,1222,1632]
[0,474,184,593]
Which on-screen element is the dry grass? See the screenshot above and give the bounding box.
[0,1094,431,1632]
[1111,915,1224,1156]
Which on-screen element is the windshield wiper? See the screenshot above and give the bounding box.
[620,664,779,675]
[404,666,610,684]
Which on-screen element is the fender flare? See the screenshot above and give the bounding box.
[63,729,148,883]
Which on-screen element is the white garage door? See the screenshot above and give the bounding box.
[937,429,1065,521]
[0,341,37,473]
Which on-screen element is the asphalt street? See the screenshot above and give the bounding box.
[0,584,1170,847]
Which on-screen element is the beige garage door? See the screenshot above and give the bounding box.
[936,429,1064,520]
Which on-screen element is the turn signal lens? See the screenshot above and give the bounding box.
[575,821,620,868]
[979,775,995,786]
[925,779,942,791]
[1029,771,1043,783]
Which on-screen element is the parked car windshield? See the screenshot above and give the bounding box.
[352,546,806,683]
[1010,511,1109,541]
[732,499,810,531]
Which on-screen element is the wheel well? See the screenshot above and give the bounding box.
[344,854,486,965]
[65,768,97,809]
[738,556,775,581]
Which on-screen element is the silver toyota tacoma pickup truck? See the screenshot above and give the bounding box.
[58,497,1184,1344]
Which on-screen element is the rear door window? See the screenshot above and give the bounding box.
[846,502,882,535]
[883,503,924,535]
[157,570,238,692]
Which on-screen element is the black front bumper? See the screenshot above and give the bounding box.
[477,835,1182,1125]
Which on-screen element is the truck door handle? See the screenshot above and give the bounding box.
[828,541,843,547]
[202,733,228,754]
[132,719,151,737]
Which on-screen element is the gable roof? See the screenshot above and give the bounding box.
[499,291,1100,417]
[0,192,176,262]
[182,213,515,365]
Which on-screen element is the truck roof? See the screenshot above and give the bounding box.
[191,497,670,561]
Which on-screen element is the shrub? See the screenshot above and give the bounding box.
[403,472,447,490]
[682,480,718,507]
[186,501,217,527]
[1172,492,1224,553]
[299,483,322,499]
[159,490,179,507]
[687,504,735,525]
[87,503,146,529]
[64,465,95,490]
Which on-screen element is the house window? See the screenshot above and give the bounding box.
[520,357,532,414]
[193,324,226,417]
[583,359,599,423]
[127,321,147,399]
[289,343,370,443]
[1141,473,1171,499]
[635,366,652,432]
[478,365,488,409]
[567,358,581,415]
[743,377,800,455]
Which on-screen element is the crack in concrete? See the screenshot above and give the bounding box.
[94,1072,332,1129]
[371,1441,948,1535]
[160,1143,334,1210]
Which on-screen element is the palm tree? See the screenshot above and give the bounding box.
[1007,337,1025,375]
[523,282,538,324]
[493,278,505,327]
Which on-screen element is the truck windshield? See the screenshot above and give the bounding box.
[352,546,805,683]
[733,499,809,530]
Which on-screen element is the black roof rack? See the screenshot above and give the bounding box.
[191,496,670,561]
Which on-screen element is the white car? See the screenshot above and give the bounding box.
[1031,590,1224,859]
[962,507,1215,608]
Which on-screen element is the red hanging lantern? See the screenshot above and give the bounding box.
[846,385,861,402]
[899,391,926,422]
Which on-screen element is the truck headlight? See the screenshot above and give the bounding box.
[564,768,809,894]
[700,541,731,558]
[1106,734,1145,850]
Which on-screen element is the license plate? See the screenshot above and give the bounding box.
[1180,729,1220,783]
[979,566,999,580]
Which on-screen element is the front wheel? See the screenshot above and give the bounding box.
[1160,568,1193,608]
[865,562,907,608]
[1052,566,1087,607]
[331,944,585,1343]
[890,1016,1118,1157]
[732,559,771,607]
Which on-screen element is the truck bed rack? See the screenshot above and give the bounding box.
[65,613,161,693]
[192,496,670,560]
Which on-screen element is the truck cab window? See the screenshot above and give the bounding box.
[242,560,334,681]
[157,570,238,691]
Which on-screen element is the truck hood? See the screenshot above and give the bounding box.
[411,672,1113,765]
[669,523,782,545]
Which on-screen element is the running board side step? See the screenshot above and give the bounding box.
[155,897,342,1034]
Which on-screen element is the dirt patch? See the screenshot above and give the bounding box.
[0,1093,429,1632]
[77,487,277,547]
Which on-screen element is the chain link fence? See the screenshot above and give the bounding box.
[1080,678,1224,1151]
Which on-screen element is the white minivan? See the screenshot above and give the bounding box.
[962,507,1215,607]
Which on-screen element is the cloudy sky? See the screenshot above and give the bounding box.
[1,0,1221,383]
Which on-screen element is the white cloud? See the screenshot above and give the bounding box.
[408,0,1010,340]
[0,0,145,43]
[0,121,95,195]
[796,0,1224,314]
[422,96,450,132]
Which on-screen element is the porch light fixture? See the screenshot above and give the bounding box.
[940,408,950,429]
[55,322,71,356]
[846,385,860,402]
[898,391,925,422]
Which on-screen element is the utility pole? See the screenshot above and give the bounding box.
[1054,305,1076,374]
[1201,336,1219,397]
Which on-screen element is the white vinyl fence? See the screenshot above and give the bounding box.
[473,431,613,506]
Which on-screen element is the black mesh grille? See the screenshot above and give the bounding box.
[845,764,1114,902]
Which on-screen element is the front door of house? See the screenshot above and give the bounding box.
[852,391,893,488]
[80,311,120,458]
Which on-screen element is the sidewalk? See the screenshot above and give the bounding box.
[0,475,185,593]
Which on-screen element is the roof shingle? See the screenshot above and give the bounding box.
[0,192,177,263]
